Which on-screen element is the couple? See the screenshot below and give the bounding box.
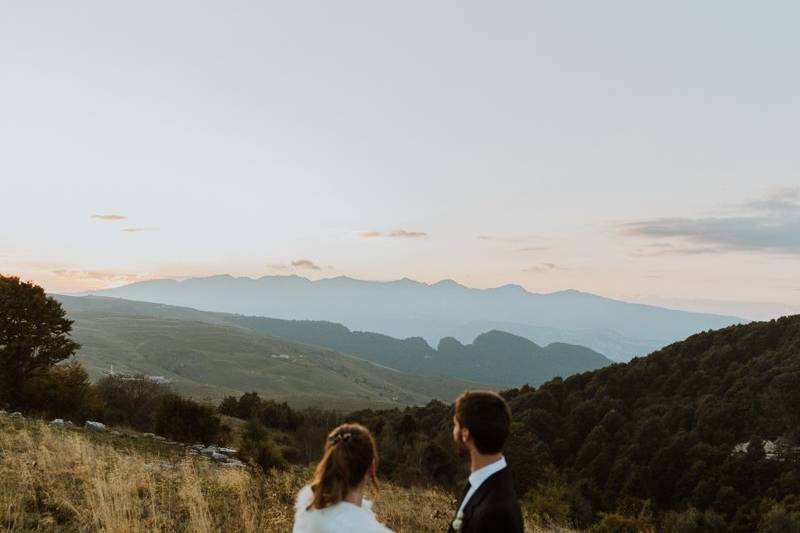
[292,390,524,533]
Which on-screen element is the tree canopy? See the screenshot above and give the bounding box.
[0,275,79,408]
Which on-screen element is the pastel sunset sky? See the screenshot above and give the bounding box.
[2,1,799,319]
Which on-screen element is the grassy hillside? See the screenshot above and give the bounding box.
[66,310,484,410]
[57,295,612,388]
[0,416,559,533]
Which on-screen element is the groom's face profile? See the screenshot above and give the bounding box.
[452,415,470,456]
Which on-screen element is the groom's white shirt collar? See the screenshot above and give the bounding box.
[458,456,507,514]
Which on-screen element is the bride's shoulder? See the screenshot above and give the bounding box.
[343,499,394,533]
[292,486,394,533]
[295,485,314,512]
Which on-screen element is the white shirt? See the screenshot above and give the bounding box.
[458,456,507,514]
[292,486,394,533]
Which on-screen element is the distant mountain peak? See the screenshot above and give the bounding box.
[496,283,527,293]
[437,337,465,351]
[474,329,541,350]
[432,279,465,289]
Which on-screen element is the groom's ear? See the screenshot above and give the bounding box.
[461,427,471,445]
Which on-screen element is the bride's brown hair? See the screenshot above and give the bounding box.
[307,423,379,510]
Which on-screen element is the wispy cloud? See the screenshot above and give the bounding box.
[742,187,800,212]
[265,260,332,272]
[122,227,158,233]
[359,229,428,239]
[630,243,723,257]
[91,214,127,221]
[478,235,524,243]
[478,235,548,247]
[52,269,144,282]
[620,188,800,255]
[524,263,566,273]
[291,259,321,270]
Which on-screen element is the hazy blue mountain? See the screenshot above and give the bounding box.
[56,295,613,387]
[82,275,746,360]
[445,320,660,362]
[224,314,613,385]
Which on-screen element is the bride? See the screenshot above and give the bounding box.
[292,423,394,533]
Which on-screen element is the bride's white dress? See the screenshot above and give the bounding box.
[292,486,394,533]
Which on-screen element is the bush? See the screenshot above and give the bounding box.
[240,417,286,472]
[219,392,262,420]
[219,396,239,416]
[660,507,727,533]
[260,400,303,430]
[95,375,168,431]
[591,513,655,533]
[155,394,227,444]
[20,361,99,422]
[219,392,302,430]
[522,481,572,527]
[759,504,800,533]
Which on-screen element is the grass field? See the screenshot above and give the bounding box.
[0,416,569,532]
[67,310,483,410]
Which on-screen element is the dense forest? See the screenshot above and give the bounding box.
[341,316,800,531]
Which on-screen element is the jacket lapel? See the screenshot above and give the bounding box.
[460,468,506,528]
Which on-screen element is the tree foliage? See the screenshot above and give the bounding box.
[0,275,80,408]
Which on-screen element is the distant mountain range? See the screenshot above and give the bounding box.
[83,275,746,361]
[56,295,613,398]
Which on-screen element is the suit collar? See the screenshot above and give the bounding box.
[462,467,511,518]
[467,456,507,492]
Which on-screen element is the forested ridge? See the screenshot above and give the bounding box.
[346,316,800,530]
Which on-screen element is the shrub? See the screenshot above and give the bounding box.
[759,504,800,533]
[154,394,227,444]
[592,512,655,533]
[661,507,727,533]
[95,375,168,431]
[218,396,239,416]
[522,481,572,527]
[20,361,99,422]
[260,399,303,430]
[240,417,286,472]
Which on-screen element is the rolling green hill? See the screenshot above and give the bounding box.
[57,295,612,387]
[62,307,485,410]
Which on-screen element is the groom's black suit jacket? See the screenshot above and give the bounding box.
[446,467,524,533]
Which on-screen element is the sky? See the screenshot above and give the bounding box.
[2,1,799,319]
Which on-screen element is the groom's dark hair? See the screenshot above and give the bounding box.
[455,390,511,454]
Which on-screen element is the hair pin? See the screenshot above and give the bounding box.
[330,432,353,444]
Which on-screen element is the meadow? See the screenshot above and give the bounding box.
[0,416,564,533]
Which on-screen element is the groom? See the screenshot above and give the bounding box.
[447,390,524,533]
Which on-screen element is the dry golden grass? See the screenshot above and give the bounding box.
[0,417,573,532]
